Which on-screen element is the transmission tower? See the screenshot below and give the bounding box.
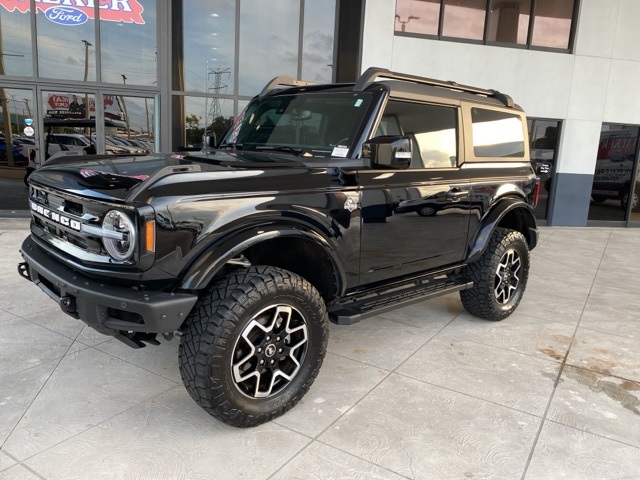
[207,67,230,122]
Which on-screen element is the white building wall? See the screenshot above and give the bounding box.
[361,0,640,224]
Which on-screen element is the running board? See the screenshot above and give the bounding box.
[329,276,473,325]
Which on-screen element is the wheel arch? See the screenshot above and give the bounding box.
[179,225,346,302]
[467,197,538,264]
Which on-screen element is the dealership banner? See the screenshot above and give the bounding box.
[0,0,145,25]
[46,94,123,121]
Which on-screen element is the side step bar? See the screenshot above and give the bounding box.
[328,275,473,325]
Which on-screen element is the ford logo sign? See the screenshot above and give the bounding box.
[45,6,89,26]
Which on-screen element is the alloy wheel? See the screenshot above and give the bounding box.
[494,249,521,305]
[231,304,308,399]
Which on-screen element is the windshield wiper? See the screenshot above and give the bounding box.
[255,145,304,156]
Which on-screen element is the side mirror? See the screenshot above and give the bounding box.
[203,134,217,149]
[362,135,412,169]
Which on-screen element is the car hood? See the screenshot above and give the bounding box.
[28,150,326,203]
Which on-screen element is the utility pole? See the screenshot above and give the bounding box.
[81,39,92,120]
[23,98,31,119]
[120,74,131,139]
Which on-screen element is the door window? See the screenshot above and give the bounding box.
[377,100,458,168]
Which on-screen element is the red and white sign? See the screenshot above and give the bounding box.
[45,93,123,121]
[0,0,145,25]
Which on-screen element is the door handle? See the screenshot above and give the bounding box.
[445,188,470,199]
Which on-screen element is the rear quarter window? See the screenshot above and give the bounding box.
[471,108,525,158]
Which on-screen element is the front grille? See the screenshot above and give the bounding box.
[29,186,118,264]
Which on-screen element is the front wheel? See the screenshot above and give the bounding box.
[460,228,530,321]
[179,266,328,427]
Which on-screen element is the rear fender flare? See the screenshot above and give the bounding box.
[467,199,537,264]
[179,225,346,295]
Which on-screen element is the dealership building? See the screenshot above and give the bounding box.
[0,0,639,227]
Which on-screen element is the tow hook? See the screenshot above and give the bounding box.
[61,296,78,316]
[17,262,31,281]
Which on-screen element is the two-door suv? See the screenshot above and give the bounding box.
[18,68,539,427]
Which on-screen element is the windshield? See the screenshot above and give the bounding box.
[222,92,372,158]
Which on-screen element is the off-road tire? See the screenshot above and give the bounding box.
[460,228,530,321]
[179,266,328,428]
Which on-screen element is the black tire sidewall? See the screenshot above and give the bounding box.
[215,289,326,418]
[487,233,529,317]
[179,267,328,426]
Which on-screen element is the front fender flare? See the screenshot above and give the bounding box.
[179,225,346,294]
[467,199,537,264]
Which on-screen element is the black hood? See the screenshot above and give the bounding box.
[28,150,319,203]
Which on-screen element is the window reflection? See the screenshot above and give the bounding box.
[531,0,575,49]
[100,1,157,86]
[442,0,486,41]
[238,0,300,95]
[0,88,34,210]
[394,0,576,51]
[588,125,639,222]
[177,0,235,93]
[471,108,524,158]
[302,0,335,82]
[0,7,32,77]
[172,96,233,150]
[528,118,560,221]
[108,96,155,153]
[488,0,531,45]
[36,8,95,81]
[379,100,458,169]
[395,0,440,36]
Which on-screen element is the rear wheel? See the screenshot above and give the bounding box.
[179,266,328,427]
[460,228,530,321]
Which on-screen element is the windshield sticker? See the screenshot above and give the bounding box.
[354,99,363,107]
[331,145,349,158]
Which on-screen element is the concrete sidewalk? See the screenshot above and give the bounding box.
[1,219,639,480]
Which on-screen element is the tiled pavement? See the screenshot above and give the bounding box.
[1,219,639,480]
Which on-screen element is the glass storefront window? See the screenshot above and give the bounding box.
[588,125,639,222]
[41,90,97,158]
[238,0,300,96]
[176,0,235,93]
[36,7,96,81]
[528,118,560,221]
[395,0,441,36]
[531,0,575,49]
[394,0,576,51]
[172,96,234,150]
[0,88,35,211]
[487,0,531,45]
[0,6,33,77]
[442,0,486,41]
[100,1,157,86]
[302,0,335,83]
[102,95,155,155]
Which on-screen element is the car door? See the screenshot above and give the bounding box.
[358,99,471,286]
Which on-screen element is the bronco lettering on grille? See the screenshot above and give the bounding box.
[31,201,82,231]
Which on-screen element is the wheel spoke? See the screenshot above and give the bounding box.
[494,249,521,305]
[231,304,309,399]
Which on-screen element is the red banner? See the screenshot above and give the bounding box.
[0,0,145,24]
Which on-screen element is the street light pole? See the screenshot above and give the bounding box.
[120,74,131,139]
[81,40,92,120]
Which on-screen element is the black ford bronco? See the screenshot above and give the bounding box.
[18,68,539,427]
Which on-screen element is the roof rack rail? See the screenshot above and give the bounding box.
[259,77,319,98]
[354,67,514,108]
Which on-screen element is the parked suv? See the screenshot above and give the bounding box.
[18,68,539,427]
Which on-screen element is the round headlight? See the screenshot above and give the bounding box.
[102,210,136,261]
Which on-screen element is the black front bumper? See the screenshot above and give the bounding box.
[19,236,198,347]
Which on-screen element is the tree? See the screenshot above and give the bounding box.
[185,114,202,146]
